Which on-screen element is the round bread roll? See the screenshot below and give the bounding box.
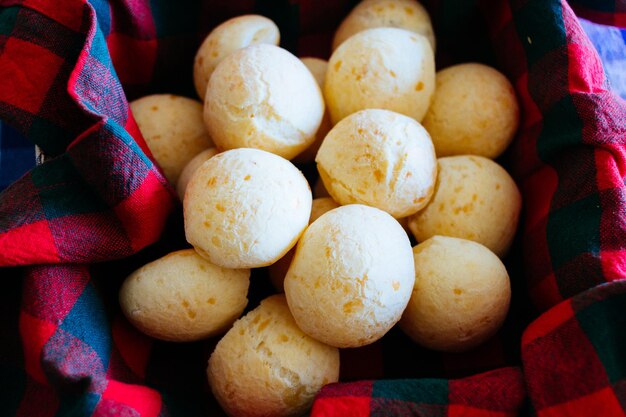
[176,147,219,198]
[119,249,250,342]
[204,44,324,160]
[284,204,415,348]
[422,63,520,159]
[316,109,437,218]
[184,148,312,269]
[325,27,435,124]
[269,197,340,292]
[293,57,332,163]
[193,15,279,99]
[208,294,340,417]
[407,155,521,257]
[333,0,435,51]
[130,94,214,184]
[400,236,511,352]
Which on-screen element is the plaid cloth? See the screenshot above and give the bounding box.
[312,368,526,416]
[578,17,626,100]
[0,0,625,416]
[570,0,626,28]
[0,123,36,191]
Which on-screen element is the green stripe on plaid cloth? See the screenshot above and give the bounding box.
[484,0,626,311]
[522,281,626,417]
[311,368,526,416]
[570,0,626,28]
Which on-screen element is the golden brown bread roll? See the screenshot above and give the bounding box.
[333,0,435,51]
[119,249,249,342]
[400,236,511,352]
[130,94,213,185]
[208,294,339,417]
[407,155,522,257]
[422,63,520,159]
[325,27,435,125]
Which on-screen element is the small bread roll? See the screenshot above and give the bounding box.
[208,294,339,417]
[130,94,213,184]
[333,0,435,51]
[284,204,415,348]
[316,109,437,218]
[400,236,511,352]
[184,148,312,269]
[119,249,249,342]
[193,15,279,99]
[269,197,340,292]
[325,28,435,124]
[293,58,332,163]
[176,148,219,198]
[422,63,520,159]
[204,44,324,160]
[407,156,521,257]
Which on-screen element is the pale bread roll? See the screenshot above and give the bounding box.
[316,109,437,218]
[284,204,415,348]
[325,28,435,124]
[184,148,312,269]
[193,15,279,99]
[422,63,520,159]
[119,249,250,342]
[130,94,213,184]
[400,236,511,352]
[333,0,435,51]
[208,294,339,417]
[269,197,340,292]
[407,155,521,257]
[204,44,324,159]
[293,57,332,163]
[176,147,219,198]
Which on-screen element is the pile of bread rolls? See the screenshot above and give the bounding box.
[120,1,522,416]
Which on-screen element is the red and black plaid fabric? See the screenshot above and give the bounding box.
[313,367,526,416]
[570,0,626,28]
[523,281,626,417]
[1,0,625,416]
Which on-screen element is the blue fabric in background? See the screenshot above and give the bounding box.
[579,18,626,100]
[0,122,35,191]
[1,15,625,193]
